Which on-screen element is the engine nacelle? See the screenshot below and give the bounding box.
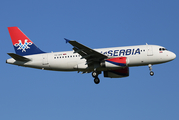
[103,67,129,78]
[101,57,128,68]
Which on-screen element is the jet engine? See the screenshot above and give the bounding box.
[103,67,129,78]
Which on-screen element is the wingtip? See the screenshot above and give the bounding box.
[64,38,70,43]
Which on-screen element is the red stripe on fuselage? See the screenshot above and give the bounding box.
[106,57,126,64]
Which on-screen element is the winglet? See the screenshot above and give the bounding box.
[64,38,70,43]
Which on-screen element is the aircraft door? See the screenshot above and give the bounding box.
[42,54,49,66]
[147,45,153,56]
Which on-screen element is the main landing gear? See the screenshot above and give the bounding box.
[92,71,101,84]
[148,64,154,76]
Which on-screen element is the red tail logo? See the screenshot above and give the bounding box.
[8,26,45,55]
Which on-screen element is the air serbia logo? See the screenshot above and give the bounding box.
[101,48,141,56]
[14,39,32,52]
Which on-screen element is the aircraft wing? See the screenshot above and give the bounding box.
[65,38,108,64]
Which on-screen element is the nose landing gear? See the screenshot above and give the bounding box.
[148,64,154,76]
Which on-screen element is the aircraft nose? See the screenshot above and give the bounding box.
[171,52,176,60]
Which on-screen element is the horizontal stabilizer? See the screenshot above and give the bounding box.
[7,53,31,61]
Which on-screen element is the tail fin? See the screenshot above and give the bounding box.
[8,27,45,56]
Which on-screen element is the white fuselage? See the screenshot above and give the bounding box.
[6,44,176,72]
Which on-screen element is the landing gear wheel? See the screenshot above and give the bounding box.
[94,77,100,84]
[92,71,98,78]
[148,64,154,76]
[150,71,154,76]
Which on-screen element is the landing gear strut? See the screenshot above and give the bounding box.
[92,71,100,84]
[148,64,154,76]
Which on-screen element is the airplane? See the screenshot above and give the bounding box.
[6,27,176,84]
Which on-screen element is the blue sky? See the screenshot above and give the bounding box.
[0,0,179,120]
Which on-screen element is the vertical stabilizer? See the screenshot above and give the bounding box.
[8,27,45,56]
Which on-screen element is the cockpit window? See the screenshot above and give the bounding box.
[159,48,167,51]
